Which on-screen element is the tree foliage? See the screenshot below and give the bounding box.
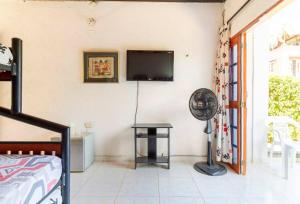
[268,75,300,141]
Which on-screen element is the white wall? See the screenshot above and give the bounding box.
[246,20,270,162]
[0,0,222,157]
[269,45,300,76]
[224,0,279,36]
[246,29,254,163]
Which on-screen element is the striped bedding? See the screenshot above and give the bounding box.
[0,154,62,204]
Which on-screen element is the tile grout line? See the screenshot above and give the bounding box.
[157,167,161,204]
[113,162,131,204]
[70,188,80,201]
[70,160,299,203]
[186,160,207,204]
[71,164,100,200]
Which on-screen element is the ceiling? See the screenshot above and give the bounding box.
[26,0,225,2]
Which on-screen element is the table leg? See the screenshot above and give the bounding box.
[168,128,170,169]
[148,128,157,160]
[134,128,137,169]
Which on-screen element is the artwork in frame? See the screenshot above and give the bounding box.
[84,52,118,83]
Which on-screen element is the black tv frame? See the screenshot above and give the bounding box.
[126,50,174,81]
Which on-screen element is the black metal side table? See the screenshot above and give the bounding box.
[132,123,173,169]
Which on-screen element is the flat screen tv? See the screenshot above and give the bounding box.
[127,50,174,81]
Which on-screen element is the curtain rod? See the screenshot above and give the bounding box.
[227,0,251,25]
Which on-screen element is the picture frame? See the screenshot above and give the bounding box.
[83,52,118,83]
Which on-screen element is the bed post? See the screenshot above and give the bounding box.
[61,128,70,204]
[0,38,70,204]
[11,38,22,114]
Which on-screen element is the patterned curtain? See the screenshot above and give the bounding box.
[214,25,232,164]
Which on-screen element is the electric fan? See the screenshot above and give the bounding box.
[189,88,227,176]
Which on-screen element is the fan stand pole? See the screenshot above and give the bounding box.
[205,120,213,166]
[207,134,212,166]
[193,119,227,176]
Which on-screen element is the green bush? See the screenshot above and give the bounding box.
[268,75,300,141]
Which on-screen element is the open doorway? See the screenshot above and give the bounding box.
[245,0,300,179]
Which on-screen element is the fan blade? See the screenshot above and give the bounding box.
[189,88,218,121]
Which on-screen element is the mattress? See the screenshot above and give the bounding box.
[0,154,62,204]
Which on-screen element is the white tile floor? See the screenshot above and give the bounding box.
[71,158,300,204]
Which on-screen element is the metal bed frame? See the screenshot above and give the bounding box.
[0,38,70,204]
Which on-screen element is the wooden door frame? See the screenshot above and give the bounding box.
[229,33,247,175]
[228,0,287,175]
[241,32,247,175]
[229,34,242,174]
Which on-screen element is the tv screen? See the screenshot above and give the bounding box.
[127,50,174,81]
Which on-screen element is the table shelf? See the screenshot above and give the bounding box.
[133,123,172,169]
[136,133,169,138]
[136,156,169,164]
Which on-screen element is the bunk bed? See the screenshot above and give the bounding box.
[0,38,70,204]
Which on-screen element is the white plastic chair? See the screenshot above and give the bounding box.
[267,125,282,162]
[267,116,300,167]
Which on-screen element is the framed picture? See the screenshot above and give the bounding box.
[84,52,118,83]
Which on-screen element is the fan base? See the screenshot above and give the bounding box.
[194,162,227,176]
